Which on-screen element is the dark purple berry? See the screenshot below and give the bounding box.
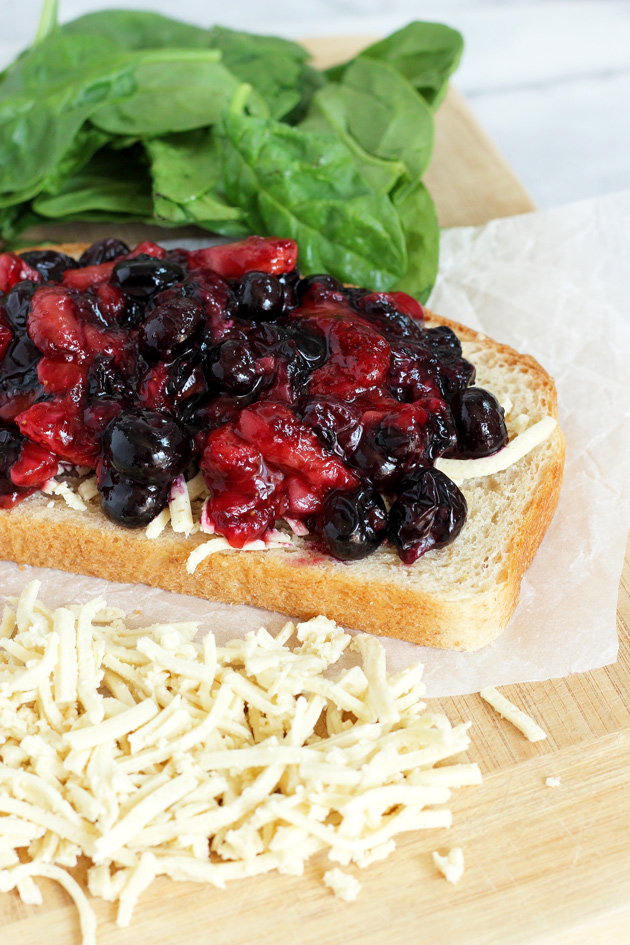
[297,274,344,301]
[320,486,388,560]
[0,425,23,475]
[205,340,260,395]
[78,239,130,267]
[100,469,169,528]
[139,298,203,360]
[234,271,283,322]
[112,255,184,301]
[19,250,78,283]
[102,409,191,484]
[86,356,131,404]
[450,387,508,458]
[286,324,327,371]
[4,282,39,332]
[359,295,423,340]
[387,467,467,564]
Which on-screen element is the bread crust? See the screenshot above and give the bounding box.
[0,243,565,650]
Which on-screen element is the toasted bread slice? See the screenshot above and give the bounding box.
[0,244,565,650]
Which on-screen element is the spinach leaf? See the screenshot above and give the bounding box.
[301,58,433,193]
[330,22,463,109]
[218,112,407,290]
[61,10,212,51]
[89,51,262,137]
[205,26,313,120]
[146,130,245,228]
[32,149,153,218]
[391,179,439,302]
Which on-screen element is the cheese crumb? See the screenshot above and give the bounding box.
[323,868,362,901]
[42,480,87,512]
[433,847,465,884]
[480,687,547,742]
[545,776,561,788]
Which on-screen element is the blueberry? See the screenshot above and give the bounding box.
[0,425,23,474]
[19,250,78,283]
[4,282,39,331]
[78,238,130,267]
[86,356,131,404]
[360,295,423,340]
[205,340,260,395]
[139,298,204,360]
[387,467,467,564]
[234,271,283,322]
[449,387,508,458]
[112,254,184,301]
[319,486,388,560]
[100,469,169,528]
[286,324,327,371]
[102,409,191,484]
[297,274,344,301]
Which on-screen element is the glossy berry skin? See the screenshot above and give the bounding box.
[112,254,184,300]
[205,340,260,396]
[19,250,78,283]
[234,271,283,322]
[78,239,130,267]
[138,298,204,360]
[320,486,388,560]
[102,409,191,484]
[449,387,508,458]
[297,273,345,302]
[100,469,169,528]
[387,467,467,564]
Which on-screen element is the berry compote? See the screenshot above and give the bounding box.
[0,235,508,564]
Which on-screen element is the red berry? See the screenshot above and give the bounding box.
[0,253,42,292]
[10,440,58,488]
[28,286,86,357]
[62,261,117,291]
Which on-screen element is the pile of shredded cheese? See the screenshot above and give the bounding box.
[0,583,481,942]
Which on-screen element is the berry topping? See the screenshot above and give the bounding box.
[102,409,191,485]
[320,486,388,560]
[112,255,184,300]
[0,236,486,565]
[387,467,467,564]
[449,387,509,458]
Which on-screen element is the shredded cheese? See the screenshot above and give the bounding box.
[480,687,547,742]
[41,480,87,512]
[433,847,465,884]
[0,584,481,941]
[545,776,561,788]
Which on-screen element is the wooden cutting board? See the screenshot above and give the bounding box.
[4,36,630,945]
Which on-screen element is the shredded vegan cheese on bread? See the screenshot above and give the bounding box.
[0,583,480,942]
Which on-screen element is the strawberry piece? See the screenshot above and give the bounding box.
[10,440,59,488]
[362,291,424,323]
[28,286,85,357]
[308,321,390,399]
[0,253,42,293]
[189,236,298,280]
[16,400,98,466]
[127,241,167,260]
[37,357,86,396]
[62,261,116,291]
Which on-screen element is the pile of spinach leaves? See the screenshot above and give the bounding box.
[0,1,463,300]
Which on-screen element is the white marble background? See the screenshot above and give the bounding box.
[2,1,630,211]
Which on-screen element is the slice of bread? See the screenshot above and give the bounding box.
[0,244,565,650]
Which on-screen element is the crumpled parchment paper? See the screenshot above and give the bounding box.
[2,192,629,696]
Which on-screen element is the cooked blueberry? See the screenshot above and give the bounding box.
[297,274,344,301]
[286,324,327,371]
[4,282,39,331]
[19,250,78,283]
[102,409,191,483]
[360,295,423,340]
[166,352,207,407]
[424,326,475,400]
[0,424,23,474]
[100,470,169,528]
[112,255,184,300]
[164,248,190,272]
[78,238,130,266]
[449,387,508,458]
[387,467,467,564]
[234,272,283,322]
[277,268,300,311]
[86,356,131,404]
[320,486,388,561]
[205,340,260,395]
[139,298,204,360]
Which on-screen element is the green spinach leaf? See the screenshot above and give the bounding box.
[218,112,407,290]
[61,10,212,51]
[391,179,439,302]
[329,21,463,109]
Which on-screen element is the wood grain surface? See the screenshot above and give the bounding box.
[3,35,629,945]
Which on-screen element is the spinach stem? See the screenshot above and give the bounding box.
[230,83,253,115]
[34,0,59,45]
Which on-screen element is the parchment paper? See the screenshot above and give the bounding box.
[2,193,629,696]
